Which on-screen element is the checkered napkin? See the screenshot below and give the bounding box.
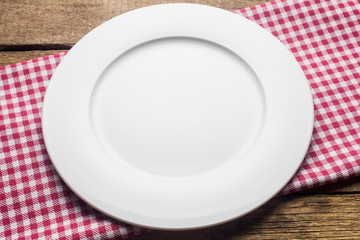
[1,0,360,239]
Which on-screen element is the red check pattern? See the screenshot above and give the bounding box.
[1,0,360,239]
[236,0,360,194]
[0,54,145,239]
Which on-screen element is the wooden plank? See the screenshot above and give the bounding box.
[0,50,67,67]
[0,0,268,46]
[132,194,360,240]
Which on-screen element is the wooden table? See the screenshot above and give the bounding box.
[2,1,360,239]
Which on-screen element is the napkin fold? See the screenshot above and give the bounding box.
[1,0,360,239]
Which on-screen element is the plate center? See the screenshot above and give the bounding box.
[91,37,265,177]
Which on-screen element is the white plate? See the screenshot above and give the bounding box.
[42,4,313,230]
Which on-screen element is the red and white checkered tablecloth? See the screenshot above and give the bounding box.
[1,0,360,239]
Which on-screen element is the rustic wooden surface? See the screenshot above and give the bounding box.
[1,0,360,239]
[0,50,67,66]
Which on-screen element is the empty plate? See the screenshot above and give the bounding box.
[42,4,314,229]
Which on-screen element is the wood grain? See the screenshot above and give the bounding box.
[0,50,67,67]
[132,194,360,240]
[0,0,268,46]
